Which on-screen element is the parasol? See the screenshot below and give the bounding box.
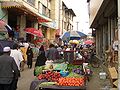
[25,28,43,37]
[60,30,87,41]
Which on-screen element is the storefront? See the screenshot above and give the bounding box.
[1,1,52,43]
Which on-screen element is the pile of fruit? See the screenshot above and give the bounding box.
[38,71,61,82]
[35,64,88,88]
[58,77,85,86]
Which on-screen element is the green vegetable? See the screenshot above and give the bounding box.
[39,82,57,87]
[34,66,44,76]
[67,64,82,72]
[67,72,83,78]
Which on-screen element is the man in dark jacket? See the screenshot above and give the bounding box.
[0,47,19,90]
[46,44,60,61]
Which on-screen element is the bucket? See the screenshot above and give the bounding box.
[99,72,107,80]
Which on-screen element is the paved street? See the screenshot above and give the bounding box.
[17,62,36,90]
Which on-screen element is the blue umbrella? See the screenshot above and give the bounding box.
[60,31,87,41]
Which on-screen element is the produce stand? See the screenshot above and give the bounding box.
[30,79,86,90]
[39,84,86,90]
[31,61,90,90]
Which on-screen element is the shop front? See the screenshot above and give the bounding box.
[1,1,52,43]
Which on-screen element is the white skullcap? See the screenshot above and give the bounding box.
[3,47,11,52]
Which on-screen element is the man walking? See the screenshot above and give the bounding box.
[0,47,19,90]
[10,43,23,90]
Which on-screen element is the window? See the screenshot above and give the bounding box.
[42,5,46,16]
[42,5,51,17]
[48,9,51,18]
[64,22,66,29]
[27,0,35,6]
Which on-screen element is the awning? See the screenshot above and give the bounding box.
[38,15,52,22]
[40,21,57,30]
[1,1,23,8]
[0,20,12,32]
[1,1,52,22]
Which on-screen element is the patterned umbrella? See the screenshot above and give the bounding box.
[60,30,87,41]
[25,28,43,37]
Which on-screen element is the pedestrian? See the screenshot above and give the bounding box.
[46,44,60,61]
[35,45,47,67]
[10,43,24,89]
[26,45,33,68]
[57,45,63,58]
[0,47,19,90]
[20,45,27,71]
[32,45,39,61]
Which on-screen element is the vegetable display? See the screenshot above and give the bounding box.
[34,66,44,76]
[39,82,57,87]
[58,77,85,86]
[67,72,84,78]
[35,63,89,88]
[38,71,61,82]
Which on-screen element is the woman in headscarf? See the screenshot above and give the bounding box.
[26,46,33,68]
[35,45,47,67]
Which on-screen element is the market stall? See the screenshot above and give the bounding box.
[30,61,92,90]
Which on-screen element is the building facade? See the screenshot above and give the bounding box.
[0,0,76,45]
[60,1,76,35]
[87,0,119,89]
[0,0,52,42]
[88,0,117,60]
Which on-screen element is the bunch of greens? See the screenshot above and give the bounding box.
[34,66,44,76]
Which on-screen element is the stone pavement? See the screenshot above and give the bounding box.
[17,62,36,90]
[86,67,112,90]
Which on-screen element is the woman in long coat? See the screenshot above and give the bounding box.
[26,46,33,68]
[35,45,47,67]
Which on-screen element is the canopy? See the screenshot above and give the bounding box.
[0,20,12,32]
[69,40,79,44]
[84,40,94,45]
[25,28,43,37]
[60,31,87,41]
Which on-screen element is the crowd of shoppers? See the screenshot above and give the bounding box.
[0,37,96,90]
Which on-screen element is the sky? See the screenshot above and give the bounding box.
[63,0,91,34]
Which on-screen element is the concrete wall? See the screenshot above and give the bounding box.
[89,0,103,26]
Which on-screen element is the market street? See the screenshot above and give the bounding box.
[17,62,36,90]
[17,62,111,90]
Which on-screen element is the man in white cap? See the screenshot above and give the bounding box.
[10,43,24,90]
[0,46,19,90]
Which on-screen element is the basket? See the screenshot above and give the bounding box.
[60,71,69,77]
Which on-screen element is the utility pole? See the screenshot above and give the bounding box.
[76,22,79,31]
[118,0,120,89]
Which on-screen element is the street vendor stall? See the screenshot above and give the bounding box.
[30,61,92,90]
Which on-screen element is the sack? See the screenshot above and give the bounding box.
[45,60,53,70]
